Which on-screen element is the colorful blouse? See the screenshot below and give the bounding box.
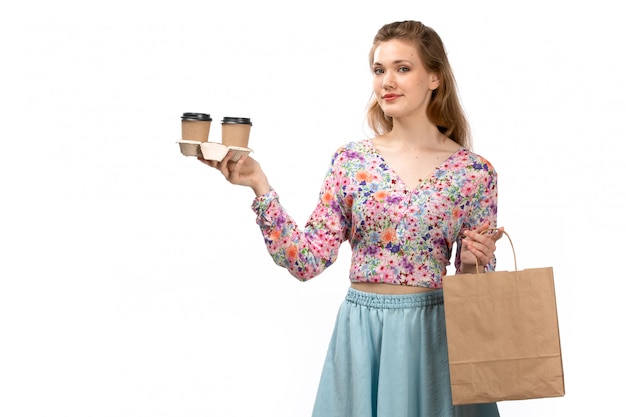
[251,139,498,288]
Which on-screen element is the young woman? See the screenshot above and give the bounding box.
[201,20,503,417]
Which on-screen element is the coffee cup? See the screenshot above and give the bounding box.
[181,112,212,142]
[221,117,252,148]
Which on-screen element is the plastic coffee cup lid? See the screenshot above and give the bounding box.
[182,112,212,121]
[221,117,252,125]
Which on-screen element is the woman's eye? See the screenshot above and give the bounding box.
[373,68,384,75]
[398,67,409,73]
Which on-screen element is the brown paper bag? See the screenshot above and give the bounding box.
[442,230,565,405]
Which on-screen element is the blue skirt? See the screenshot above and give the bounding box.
[311,288,500,417]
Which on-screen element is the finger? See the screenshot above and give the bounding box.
[464,229,492,248]
[225,161,237,181]
[464,234,495,261]
[218,152,233,177]
[467,226,501,249]
[490,227,504,242]
[197,157,212,166]
[478,227,504,245]
[472,223,491,234]
[229,156,246,178]
[484,225,504,240]
[235,154,248,169]
[467,243,490,266]
[487,228,504,244]
[198,157,222,170]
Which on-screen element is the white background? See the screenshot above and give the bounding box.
[1,0,624,416]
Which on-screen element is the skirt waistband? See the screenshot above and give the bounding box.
[345,287,443,309]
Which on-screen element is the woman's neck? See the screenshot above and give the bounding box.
[385,119,449,151]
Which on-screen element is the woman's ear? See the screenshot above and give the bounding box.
[430,73,441,90]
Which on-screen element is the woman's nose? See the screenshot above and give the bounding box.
[382,72,395,89]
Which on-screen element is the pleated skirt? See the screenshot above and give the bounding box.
[311,288,500,417]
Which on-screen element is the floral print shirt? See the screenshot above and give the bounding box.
[251,139,498,288]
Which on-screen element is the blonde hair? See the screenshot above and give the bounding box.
[366,21,471,149]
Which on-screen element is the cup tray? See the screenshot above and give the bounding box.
[177,140,252,162]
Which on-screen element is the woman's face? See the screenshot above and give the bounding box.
[371,39,440,120]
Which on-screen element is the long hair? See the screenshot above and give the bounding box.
[366,21,471,149]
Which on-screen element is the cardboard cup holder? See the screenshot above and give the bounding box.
[177,140,252,162]
[201,142,252,162]
[177,140,203,157]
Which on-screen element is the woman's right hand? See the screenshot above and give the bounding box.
[198,153,271,197]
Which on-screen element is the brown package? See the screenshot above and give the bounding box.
[442,230,565,405]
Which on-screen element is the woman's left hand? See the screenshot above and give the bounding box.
[459,224,504,273]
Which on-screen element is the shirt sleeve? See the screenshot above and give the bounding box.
[251,149,351,281]
[454,157,498,274]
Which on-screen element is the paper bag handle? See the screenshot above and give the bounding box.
[475,228,518,273]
